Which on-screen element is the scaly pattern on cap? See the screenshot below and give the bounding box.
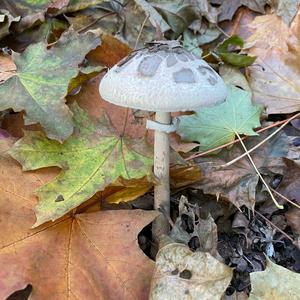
[99,41,227,112]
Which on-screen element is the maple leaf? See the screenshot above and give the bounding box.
[0,29,100,141]
[177,85,262,151]
[10,103,153,226]
[249,258,300,299]
[245,14,300,114]
[193,131,288,208]
[0,136,158,299]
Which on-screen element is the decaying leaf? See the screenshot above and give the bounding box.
[246,14,300,114]
[277,158,300,204]
[193,131,288,208]
[249,258,300,299]
[0,133,158,299]
[268,0,300,24]
[0,29,100,141]
[177,85,262,151]
[149,242,232,300]
[211,0,266,21]
[219,65,252,92]
[10,103,153,226]
[0,9,20,39]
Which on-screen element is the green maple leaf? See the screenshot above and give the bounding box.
[177,85,263,151]
[10,104,153,226]
[0,29,100,141]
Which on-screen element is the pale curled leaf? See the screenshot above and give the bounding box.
[150,243,232,300]
[10,103,153,226]
[177,85,262,151]
[0,29,100,141]
[249,258,300,300]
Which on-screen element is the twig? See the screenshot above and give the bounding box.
[185,114,300,161]
[270,188,300,209]
[235,131,283,209]
[134,14,149,50]
[215,24,230,38]
[254,210,297,248]
[222,112,300,167]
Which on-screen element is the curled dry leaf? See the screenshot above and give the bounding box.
[149,242,232,300]
[246,13,300,114]
[0,134,158,299]
[193,131,288,209]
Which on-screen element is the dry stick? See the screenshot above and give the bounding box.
[235,131,283,209]
[222,112,300,167]
[185,114,300,161]
[134,14,149,50]
[254,209,297,248]
[270,187,300,209]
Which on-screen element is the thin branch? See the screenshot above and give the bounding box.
[271,188,300,209]
[134,14,149,50]
[254,210,298,248]
[222,112,300,167]
[235,131,283,209]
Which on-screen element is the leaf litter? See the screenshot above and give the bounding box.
[0,1,300,299]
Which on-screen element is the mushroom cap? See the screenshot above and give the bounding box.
[99,41,227,112]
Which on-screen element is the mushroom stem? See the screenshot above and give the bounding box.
[152,111,171,240]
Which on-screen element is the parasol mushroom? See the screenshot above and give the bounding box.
[99,40,227,239]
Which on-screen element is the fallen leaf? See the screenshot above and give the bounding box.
[10,103,153,226]
[177,85,262,151]
[88,31,131,68]
[219,65,252,92]
[211,0,266,21]
[0,54,16,82]
[4,17,68,52]
[0,28,100,141]
[0,138,157,299]
[268,0,300,24]
[0,133,158,299]
[0,9,20,39]
[277,158,300,204]
[134,0,171,33]
[285,208,300,235]
[149,242,232,300]
[193,131,288,208]
[245,14,300,114]
[249,258,300,299]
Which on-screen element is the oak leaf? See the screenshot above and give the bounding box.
[10,103,153,226]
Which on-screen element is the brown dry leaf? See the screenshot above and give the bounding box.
[193,131,288,209]
[211,0,266,21]
[245,13,300,113]
[277,158,300,204]
[149,242,232,300]
[0,54,16,82]
[285,208,300,236]
[88,31,131,68]
[70,74,148,139]
[0,134,158,299]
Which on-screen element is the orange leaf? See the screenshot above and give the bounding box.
[0,134,158,300]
